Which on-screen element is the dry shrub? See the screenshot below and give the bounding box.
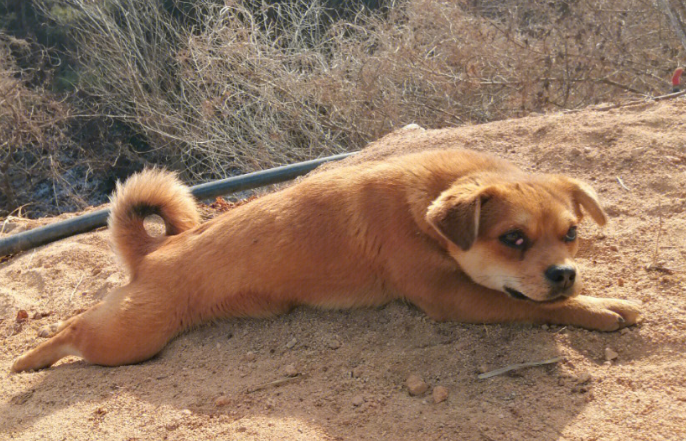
[0,34,75,216]
[51,0,683,180]
[318,0,680,127]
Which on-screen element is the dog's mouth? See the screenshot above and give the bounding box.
[504,287,529,300]
[505,286,572,303]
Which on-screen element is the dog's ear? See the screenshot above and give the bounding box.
[557,177,607,226]
[426,184,492,251]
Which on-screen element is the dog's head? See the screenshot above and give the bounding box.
[426,174,606,302]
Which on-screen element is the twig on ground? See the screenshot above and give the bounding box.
[645,264,674,274]
[23,249,36,270]
[478,356,563,380]
[565,90,686,114]
[616,177,630,191]
[650,198,664,269]
[595,90,686,112]
[246,374,305,393]
[69,274,85,302]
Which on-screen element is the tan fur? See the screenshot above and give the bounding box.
[108,169,200,276]
[11,149,640,372]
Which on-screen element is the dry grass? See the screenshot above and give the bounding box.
[45,0,684,181]
[0,34,74,215]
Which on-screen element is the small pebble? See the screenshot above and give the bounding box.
[609,245,619,252]
[284,364,298,377]
[16,310,28,323]
[572,385,590,393]
[328,339,341,350]
[432,386,449,403]
[286,338,297,349]
[351,395,365,407]
[605,348,619,361]
[244,351,257,362]
[617,278,625,287]
[215,396,231,407]
[32,312,43,320]
[576,372,592,384]
[406,374,429,396]
[181,409,192,416]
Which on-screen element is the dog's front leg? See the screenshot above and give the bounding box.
[404,272,640,331]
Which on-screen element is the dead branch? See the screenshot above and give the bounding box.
[478,357,563,380]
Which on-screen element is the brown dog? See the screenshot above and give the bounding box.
[11,149,640,372]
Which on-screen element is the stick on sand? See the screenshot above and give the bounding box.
[478,356,563,380]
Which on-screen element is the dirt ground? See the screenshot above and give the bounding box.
[1,100,686,441]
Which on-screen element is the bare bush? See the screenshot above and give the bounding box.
[49,0,356,180]
[658,0,686,52]
[0,34,76,215]
[48,0,684,181]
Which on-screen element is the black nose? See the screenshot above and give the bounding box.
[545,265,576,289]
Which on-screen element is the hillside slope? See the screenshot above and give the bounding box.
[1,100,685,441]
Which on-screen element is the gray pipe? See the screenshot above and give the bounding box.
[0,152,354,257]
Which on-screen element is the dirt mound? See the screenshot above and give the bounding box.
[2,101,685,440]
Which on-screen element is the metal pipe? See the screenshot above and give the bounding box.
[0,152,354,257]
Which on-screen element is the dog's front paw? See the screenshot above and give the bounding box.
[568,296,641,331]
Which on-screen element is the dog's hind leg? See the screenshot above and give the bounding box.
[11,314,87,372]
[11,285,180,372]
[11,312,88,372]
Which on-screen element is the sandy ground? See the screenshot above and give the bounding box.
[1,100,686,441]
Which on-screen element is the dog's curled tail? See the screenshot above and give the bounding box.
[109,168,200,275]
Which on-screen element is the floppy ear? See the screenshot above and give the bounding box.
[559,177,607,226]
[426,184,491,251]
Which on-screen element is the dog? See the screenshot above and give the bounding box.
[11,148,640,372]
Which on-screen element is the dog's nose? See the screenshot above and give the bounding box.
[544,265,576,289]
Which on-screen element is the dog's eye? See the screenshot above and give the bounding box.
[500,230,528,250]
[564,226,577,242]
